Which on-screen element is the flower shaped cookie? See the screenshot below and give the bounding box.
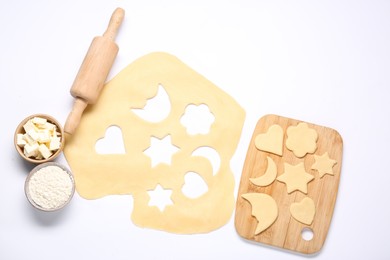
[286,122,318,158]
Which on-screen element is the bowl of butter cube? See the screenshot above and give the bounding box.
[14,114,65,163]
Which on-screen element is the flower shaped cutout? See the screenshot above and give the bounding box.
[180,104,215,135]
[286,123,318,158]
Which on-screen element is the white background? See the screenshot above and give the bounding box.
[1,0,389,259]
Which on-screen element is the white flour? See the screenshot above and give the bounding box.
[28,165,73,210]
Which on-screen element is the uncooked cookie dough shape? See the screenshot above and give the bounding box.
[255,124,284,156]
[290,197,316,225]
[64,52,246,234]
[249,156,277,187]
[277,162,314,194]
[311,152,337,178]
[286,122,318,158]
[241,193,278,235]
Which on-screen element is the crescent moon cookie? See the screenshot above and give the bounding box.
[249,156,277,187]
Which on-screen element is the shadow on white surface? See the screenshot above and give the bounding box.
[14,154,36,176]
[25,200,74,227]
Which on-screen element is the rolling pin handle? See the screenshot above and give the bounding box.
[64,98,89,135]
[103,7,125,41]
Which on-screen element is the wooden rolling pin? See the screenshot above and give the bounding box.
[64,7,125,135]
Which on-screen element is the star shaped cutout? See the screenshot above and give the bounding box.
[311,152,337,178]
[147,184,174,211]
[277,162,314,194]
[143,135,180,167]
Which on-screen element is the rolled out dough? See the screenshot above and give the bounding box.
[64,52,245,234]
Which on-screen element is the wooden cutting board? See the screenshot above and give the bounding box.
[235,114,343,254]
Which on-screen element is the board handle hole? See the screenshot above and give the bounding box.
[301,227,314,241]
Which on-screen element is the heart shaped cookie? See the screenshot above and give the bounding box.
[254,124,283,156]
[290,197,315,225]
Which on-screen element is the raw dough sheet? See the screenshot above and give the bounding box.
[64,52,245,234]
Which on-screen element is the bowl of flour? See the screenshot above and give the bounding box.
[25,162,75,211]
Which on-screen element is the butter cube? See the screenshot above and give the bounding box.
[26,129,39,142]
[37,130,51,143]
[16,134,27,147]
[23,133,36,145]
[49,136,61,151]
[24,143,39,158]
[23,120,36,133]
[32,117,47,126]
[43,122,56,132]
[38,144,52,159]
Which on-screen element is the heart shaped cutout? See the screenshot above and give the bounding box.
[95,126,126,154]
[290,197,315,225]
[254,124,284,156]
[182,172,208,199]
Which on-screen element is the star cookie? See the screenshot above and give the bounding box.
[311,152,337,178]
[277,162,314,194]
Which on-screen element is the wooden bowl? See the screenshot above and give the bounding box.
[14,114,65,163]
[25,162,75,211]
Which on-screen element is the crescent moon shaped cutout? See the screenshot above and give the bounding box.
[191,147,221,176]
[131,84,171,123]
[249,156,277,187]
